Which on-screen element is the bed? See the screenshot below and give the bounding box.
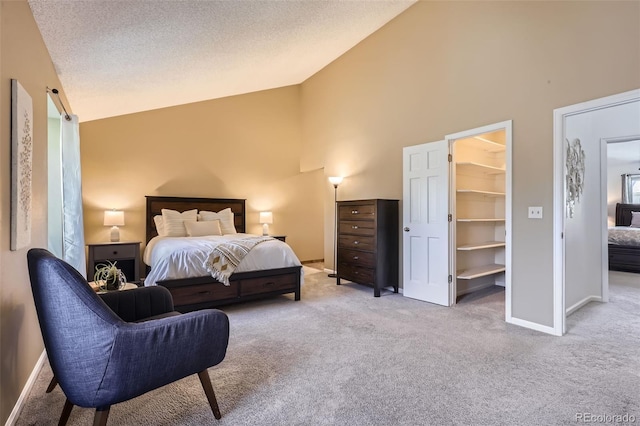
[144,196,302,311]
[608,203,640,273]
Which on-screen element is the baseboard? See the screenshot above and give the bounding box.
[506,316,561,336]
[5,350,47,426]
[566,295,602,317]
[301,259,324,265]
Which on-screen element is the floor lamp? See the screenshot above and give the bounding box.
[328,176,343,278]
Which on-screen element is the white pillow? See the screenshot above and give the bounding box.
[199,208,237,234]
[153,215,166,236]
[184,220,222,237]
[631,211,640,228]
[161,208,198,237]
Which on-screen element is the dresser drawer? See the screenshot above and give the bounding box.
[93,244,137,260]
[339,235,375,252]
[338,248,376,268]
[239,273,298,297]
[339,204,375,221]
[339,264,375,285]
[339,220,375,236]
[168,282,238,306]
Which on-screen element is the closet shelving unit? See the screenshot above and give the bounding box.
[454,133,507,297]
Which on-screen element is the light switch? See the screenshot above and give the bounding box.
[528,206,543,219]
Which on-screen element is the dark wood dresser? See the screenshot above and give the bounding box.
[336,199,399,297]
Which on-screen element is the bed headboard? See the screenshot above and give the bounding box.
[615,203,640,226]
[145,196,246,243]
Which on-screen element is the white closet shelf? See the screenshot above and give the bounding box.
[456,162,505,174]
[473,137,506,152]
[457,218,505,222]
[457,189,505,197]
[457,264,505,280]
[457,241,506,251]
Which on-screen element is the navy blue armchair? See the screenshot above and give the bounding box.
[27,249,230,425]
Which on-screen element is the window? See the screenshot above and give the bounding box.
[622,174,640,204]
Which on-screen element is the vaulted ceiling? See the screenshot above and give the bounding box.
[29,0,416,122]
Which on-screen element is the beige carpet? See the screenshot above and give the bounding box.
[16,268,640,425]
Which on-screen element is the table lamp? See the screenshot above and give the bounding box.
[104,210,125,242]
[259,211,273,236]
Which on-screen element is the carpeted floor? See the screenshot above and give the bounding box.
[16,267,640,425]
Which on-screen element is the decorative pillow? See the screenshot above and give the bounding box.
[161,208,198,237]
[631,211,640,228]
[184,220,222,237]
[153,215,166,237]
[199,208,237,234]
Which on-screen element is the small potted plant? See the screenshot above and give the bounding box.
[93,260,126,291]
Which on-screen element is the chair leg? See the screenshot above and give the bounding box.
[198,370,222,420]
[46,376,58,393]
[93,406,110,426]
[57,399,73,426]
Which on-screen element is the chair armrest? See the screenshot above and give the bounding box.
[99,286,175,322]
[95,309,230,407]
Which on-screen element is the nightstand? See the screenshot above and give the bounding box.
[87,242,141,284]
[271,235,286,242]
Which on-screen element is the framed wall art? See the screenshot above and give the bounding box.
[11,79,33,251]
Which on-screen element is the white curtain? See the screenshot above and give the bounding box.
[60,114,87,278]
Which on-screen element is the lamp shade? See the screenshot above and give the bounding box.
[328,176,343,187]
[104,210,125,227]
[259,211,273,224]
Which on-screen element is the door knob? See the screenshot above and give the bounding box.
[404,227,410,232]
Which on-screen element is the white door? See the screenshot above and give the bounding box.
[402,140,451,306]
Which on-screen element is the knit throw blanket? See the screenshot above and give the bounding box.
[204,236,274,285]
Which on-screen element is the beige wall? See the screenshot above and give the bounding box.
[3,1,639,420]
[80,86,324,265]
[0,1,71,423]
[300,1,640,327]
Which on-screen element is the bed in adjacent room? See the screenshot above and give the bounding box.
[608,203,640,273]
[144,196,302,311]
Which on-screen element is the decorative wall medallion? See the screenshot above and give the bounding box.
[565,138,585,218]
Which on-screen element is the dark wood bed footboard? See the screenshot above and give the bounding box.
[157,266,301,312]
[608,203,640,273]
[608,245,640,273]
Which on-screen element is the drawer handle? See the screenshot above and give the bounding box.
[264,281,275,287]
[354,271,359,275]
[197,290,211,295]
[112,251,118,255]
[353,256,359,260]
[351,210,359,214]
[354,241,359,245]
[352,225,358,229]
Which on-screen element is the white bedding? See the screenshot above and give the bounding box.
[143,233,302,285]
[608,226,640,247]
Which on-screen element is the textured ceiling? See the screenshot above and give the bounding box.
[29,0,416,122]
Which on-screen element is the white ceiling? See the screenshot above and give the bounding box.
[29,0,416,122]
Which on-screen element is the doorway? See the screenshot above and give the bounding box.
[553,89,640,336]
[402,120,512,320]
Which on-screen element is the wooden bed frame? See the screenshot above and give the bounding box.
[145,196,301,312]
[608,203,640,273]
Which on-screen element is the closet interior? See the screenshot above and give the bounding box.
[453,130,506,299]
